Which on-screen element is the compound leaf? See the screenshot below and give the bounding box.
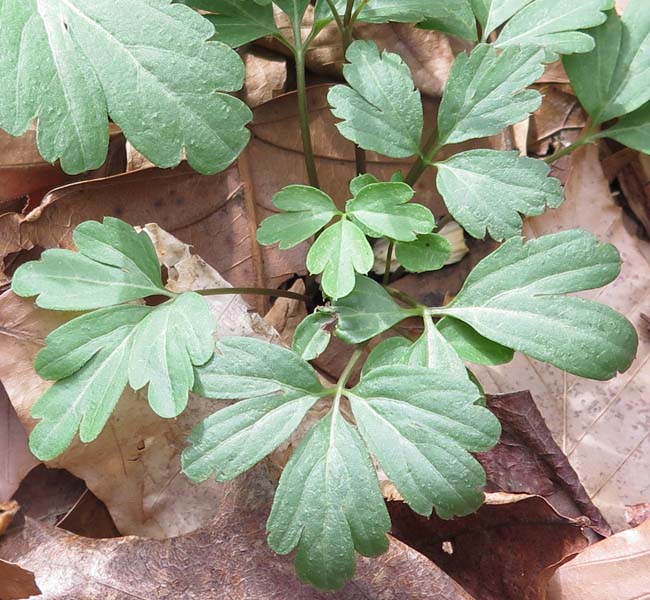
[180,0,279,46]
[0,0,251,175]
[395,233,452,273]
[495,0,613,57]
[437,318,515,366]
[438,44,544,145]
[129,292,216,418]
[333,276,417,343]
[183,338,325,483]
[349,366,500,518]
[346,182,435,242]
[292,311,335,361]
[436,150,564,241]
[257,186,339,250]
[12,217,167,310]
[564,2,650,123]
[306,219,374,300]
[439,229,638,379]
[267,410,390,591]
[328,41,423,158]
[362,337,412,376]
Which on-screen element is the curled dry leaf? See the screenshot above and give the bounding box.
[389,494,589,600]
[546,519,650,600]
[0,468,476,600]
[0,227,282,538]
[473,145,650,531]
[0,559,40,600]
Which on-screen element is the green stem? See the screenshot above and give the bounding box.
[293,20,320,188]
[333,346,365,411]
[405,132,442,187]
[544,124,599,164]
[383,240,395,285]
[324,0,344,30]
[196,287,309,302]
[386,286,423,309]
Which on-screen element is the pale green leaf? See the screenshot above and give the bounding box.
[257,185,339,249]
[437,318,514,366]
[180,0,279,46]
[436,150,564,241]
[273,0,310,22]
[395,234,452,273]
[564,2,650,122]
[349,173,379,197]
[495,0,613,56]
[35,304,152,380]
[12,218,167,310]
[306,219,374,300]
[438,44,544,145]
[292,311,335,361]
[601,101,650,153]
[328,41,423,158]
[346,182,435,242]
[438,229,638,379]
[478,0,530,36]
[333,276,417,343]
[267,411,390,591]
[129,292,216,418]
[0,0,251,175]
[194,337,323,399]
[349,365,500,517]
[362,337,412,376]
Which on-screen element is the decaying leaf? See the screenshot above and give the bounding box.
[0,559,40,600]
[546,519,650,600]
[0,468,476,600]
[0,226,282,538]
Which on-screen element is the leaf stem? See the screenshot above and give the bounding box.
[405,131,442,186]
[333,346,365,412]
[195,287,309,302]
[382,240,395,285]
[544,123,599,164]
[293,19,320,188]
[386,287,423,309]
[324,0,344,31]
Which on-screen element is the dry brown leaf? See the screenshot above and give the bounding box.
[472,145,650,531]
[625,502,650,528]
[240,47,288,108]
[546,519,650,600]
[0,387,38,503]
[389,495,589,600]
[0,467,476,600]
[0,227,283,538]
[0,559,40,600]
[263,279,308,345]
[0,502,19,537]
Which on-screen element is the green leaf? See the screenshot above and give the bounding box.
[29,305,145,460]
[35,304,152,381]
[180,0,279,47]
[395,234,452,273]
[495,0,613,56]
[183,338,325,483]
[349,365,500,517]
[267,411,390,591]
[0,0,251,175]
[436,150,564,241]
[12,218,167,310]
[438,230,638,379]
[564,2,650,123]
[292,312,335,361]
[194,337,323,400]
[416,2,478,42]
[273,0,310,22]
[437,317,514,366]
[333,276,417,343]
[349,173,379,197]
[129,292,216,418]
[257,186,339,249]
[601,101,650,153]
[328,41,423,158]
[475,0,529,35]
[306,219,374,300]
[362,337,412,376]
[346,182,435,242]
[438,44,544,145]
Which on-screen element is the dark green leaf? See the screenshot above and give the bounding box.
[601,100,650,153]
[395,234,452,273]
[437,317,514,366]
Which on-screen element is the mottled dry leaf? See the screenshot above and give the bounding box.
[390,495,589,600]
[0,468,476,600]
[473,145,650,531]
[0,559,40,600]
[0,387,38,503]
[0,227,282,538]
[263,279,308,346]
[546,519,650,600]
[240,47,288,108]
[0,502,19,537]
